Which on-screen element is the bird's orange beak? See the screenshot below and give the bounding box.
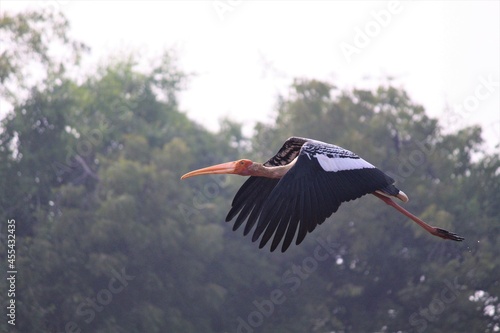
[181,161,240,180]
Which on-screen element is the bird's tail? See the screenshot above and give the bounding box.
[375,187,409,203]
[396,190,409,203]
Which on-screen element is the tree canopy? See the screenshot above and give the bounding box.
[1,9,498,333]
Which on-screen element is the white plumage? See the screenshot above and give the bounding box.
[315,153,375,172]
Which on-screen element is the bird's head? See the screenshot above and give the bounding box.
[181,159,254,179]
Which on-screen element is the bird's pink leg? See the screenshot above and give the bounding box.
[372,192,464,241]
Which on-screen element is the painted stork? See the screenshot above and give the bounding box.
[181,137,464,252]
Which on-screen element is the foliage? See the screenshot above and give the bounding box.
[0,9,88,101]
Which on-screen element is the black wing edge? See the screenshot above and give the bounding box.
[252,153,398,252]
[225,176,280,236]
[224,137,309,245]
[263,136,309,166]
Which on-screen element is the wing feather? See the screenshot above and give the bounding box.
[251,140,397,251]
[225,177,279,234]
[263,137,309,166]
[282,199,300,251]
[225,138,399,252]
[296,178,309,246]
[226,137,306,237]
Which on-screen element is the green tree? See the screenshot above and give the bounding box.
[0,9,88,101]
[1,8,498,333]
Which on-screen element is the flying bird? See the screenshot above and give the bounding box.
[181,137,464,252]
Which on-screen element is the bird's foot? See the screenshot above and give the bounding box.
[434,228,464,241]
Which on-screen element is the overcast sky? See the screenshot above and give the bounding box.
[2,1,499,152]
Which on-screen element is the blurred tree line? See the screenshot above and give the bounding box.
[1,9,498,333]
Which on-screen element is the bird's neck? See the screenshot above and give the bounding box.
[249,159,297,179]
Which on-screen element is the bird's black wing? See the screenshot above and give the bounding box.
[251,140,397,252]
[262,136,309,166]
[225,137,308,236]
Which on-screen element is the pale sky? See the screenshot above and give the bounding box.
[2,0,499,153]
